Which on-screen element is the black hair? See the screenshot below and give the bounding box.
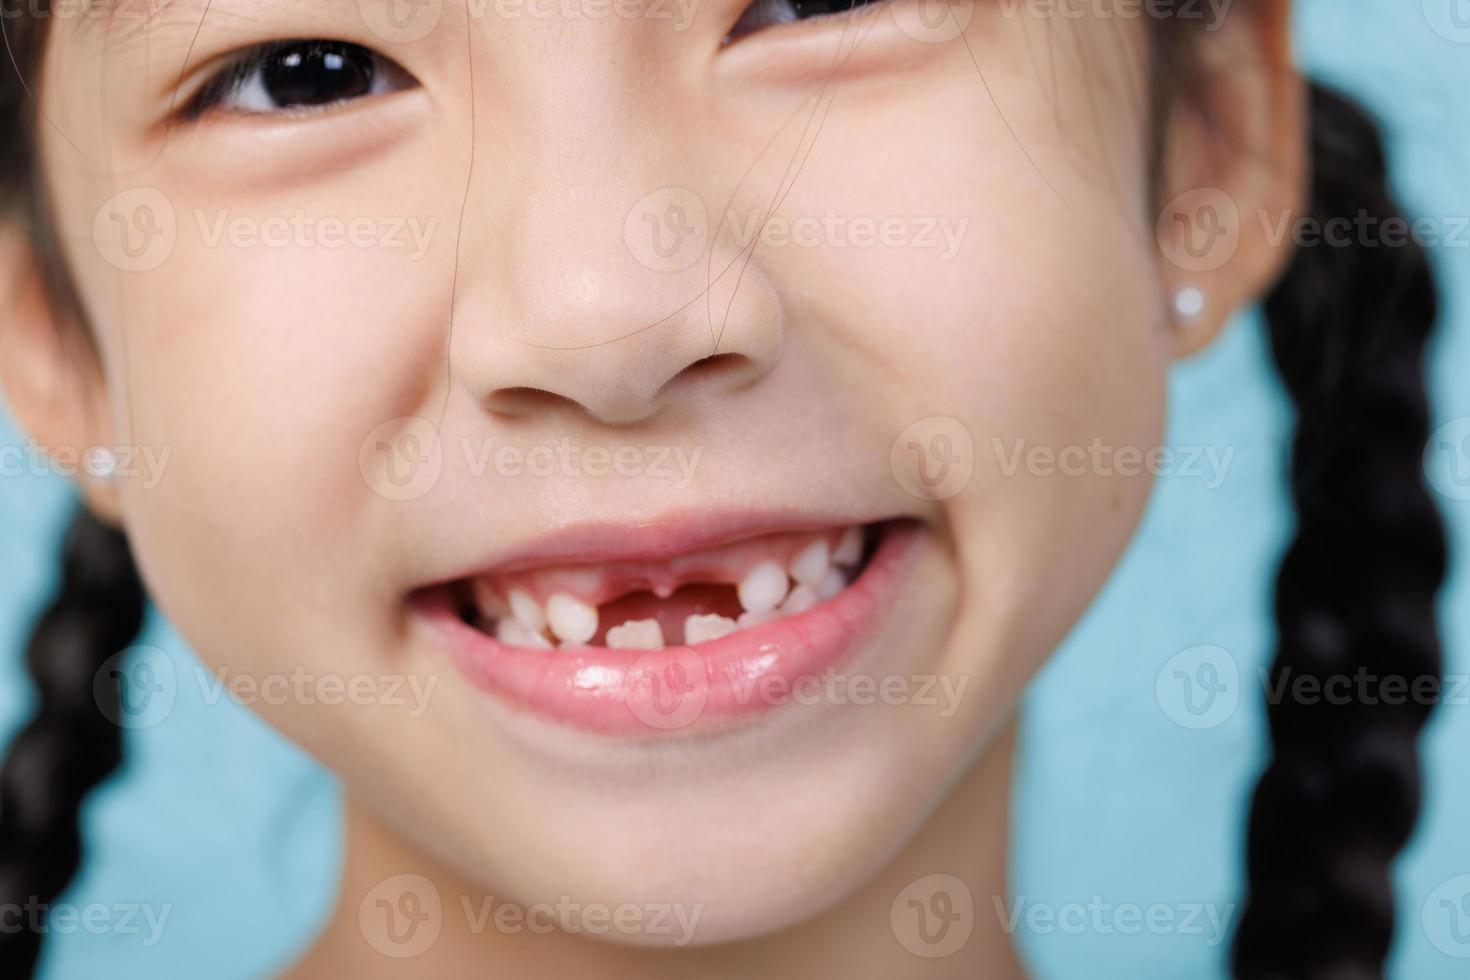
[0,4,1447,978]
[0,511,145,974]
[1231,83,1446,979]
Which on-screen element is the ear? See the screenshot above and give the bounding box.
[0,228,122,523]
[1154,0,1306,358]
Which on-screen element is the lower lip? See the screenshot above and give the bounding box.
[415,523,921,736]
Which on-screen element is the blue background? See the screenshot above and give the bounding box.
[2,2,1467,976]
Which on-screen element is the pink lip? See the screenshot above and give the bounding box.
[414,522,920,736]
[424,509,894,581]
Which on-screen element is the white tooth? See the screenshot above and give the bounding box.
[546,592,598,646]
[496,617,551,649]
[737,609,779,629]
[606,619,664,650]
[817,568,846,600]
[508,589,546,632]
[789,540,830,587]
[833,526,863,566]
[684,614,738,644]
[737,560,790,613]
[780,583,818,615]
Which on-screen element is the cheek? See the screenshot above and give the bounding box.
[53,162,466,681]
[755,55,1171,683]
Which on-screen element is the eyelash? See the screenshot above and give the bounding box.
[183,40,412,119]
[183,0,880,119]
[726,0,876,40]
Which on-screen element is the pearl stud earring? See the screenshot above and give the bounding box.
[85,447,118,481]
[1173,286,1206,322]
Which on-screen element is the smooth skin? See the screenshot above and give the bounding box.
[0,0,1302,975]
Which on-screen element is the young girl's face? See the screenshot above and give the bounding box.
[22,0,1292,946]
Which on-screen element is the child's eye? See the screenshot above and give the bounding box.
[725,0,880,42]
[186,40,417,118]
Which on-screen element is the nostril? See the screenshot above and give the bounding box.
[476,349,768,425]
[485,386,585,418]
[662,353,755,394]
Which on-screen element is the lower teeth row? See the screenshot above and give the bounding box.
[487,528,864,650]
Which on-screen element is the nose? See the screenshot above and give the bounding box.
[450,184,784,427]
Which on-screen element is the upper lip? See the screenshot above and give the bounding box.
[420,508,902,585]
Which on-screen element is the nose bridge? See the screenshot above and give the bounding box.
[447,65,783,426]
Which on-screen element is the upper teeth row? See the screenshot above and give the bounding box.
[489,526,864,649]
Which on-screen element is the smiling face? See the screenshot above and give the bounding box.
[3,0,1300,949]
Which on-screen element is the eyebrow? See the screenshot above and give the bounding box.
[65,0,217,44]
[73,0,332,49]
[64,0,393,59]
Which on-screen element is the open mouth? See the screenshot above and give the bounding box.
[414,519,920,735]
[450,524,875,651]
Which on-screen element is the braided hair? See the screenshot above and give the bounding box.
[1230,85,1447,978]
[0,3,1447,978]
[0,513,145,974]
